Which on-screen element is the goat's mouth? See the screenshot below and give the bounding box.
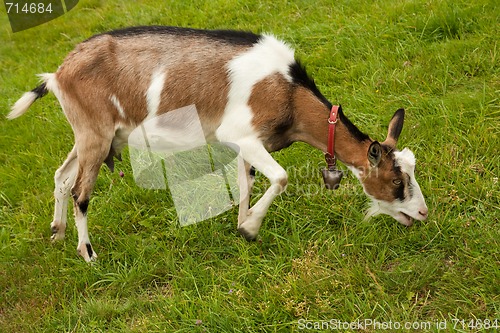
[397,212,414,226]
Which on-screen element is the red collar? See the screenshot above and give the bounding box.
[321,105,343,189]
[324,105,339,168]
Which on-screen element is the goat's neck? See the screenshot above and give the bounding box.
[332,112,372,169]
[292,89,371,169]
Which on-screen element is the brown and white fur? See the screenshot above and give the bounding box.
[8,26,428,262]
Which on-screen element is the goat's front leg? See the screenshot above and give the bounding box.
[235,141,287,240]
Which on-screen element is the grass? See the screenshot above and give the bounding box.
[0,0,499,331]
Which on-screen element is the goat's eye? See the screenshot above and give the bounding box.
[392,179,402,186]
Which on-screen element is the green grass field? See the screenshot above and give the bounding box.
[1,0,498,331]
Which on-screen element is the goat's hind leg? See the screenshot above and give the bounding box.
[72,135,113,262]
[51,145,78,241]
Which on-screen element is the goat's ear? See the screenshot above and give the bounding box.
[382,108,405,148]
[368,141,382,167]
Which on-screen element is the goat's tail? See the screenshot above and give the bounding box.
[7,73,53,120]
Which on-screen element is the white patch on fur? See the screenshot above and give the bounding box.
[110,94,126,118]
[216,35,295,142]
[394,148,416,175]
[40,73,67,111]
[146,69,166,117]
[215,35,294,238]
[37,73,61,94]
[346,165,362,179]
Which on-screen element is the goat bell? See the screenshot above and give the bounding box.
[321,166,343,190]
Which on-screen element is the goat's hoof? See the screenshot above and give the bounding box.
[238,227,258,241]
[50,222,66,241]
[77,243,97,262]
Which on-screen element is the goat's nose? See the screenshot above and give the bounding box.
[419,207,429,219]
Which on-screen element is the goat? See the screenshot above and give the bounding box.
[8,26,428,262]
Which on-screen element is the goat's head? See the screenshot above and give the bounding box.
[350,109,428,226]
